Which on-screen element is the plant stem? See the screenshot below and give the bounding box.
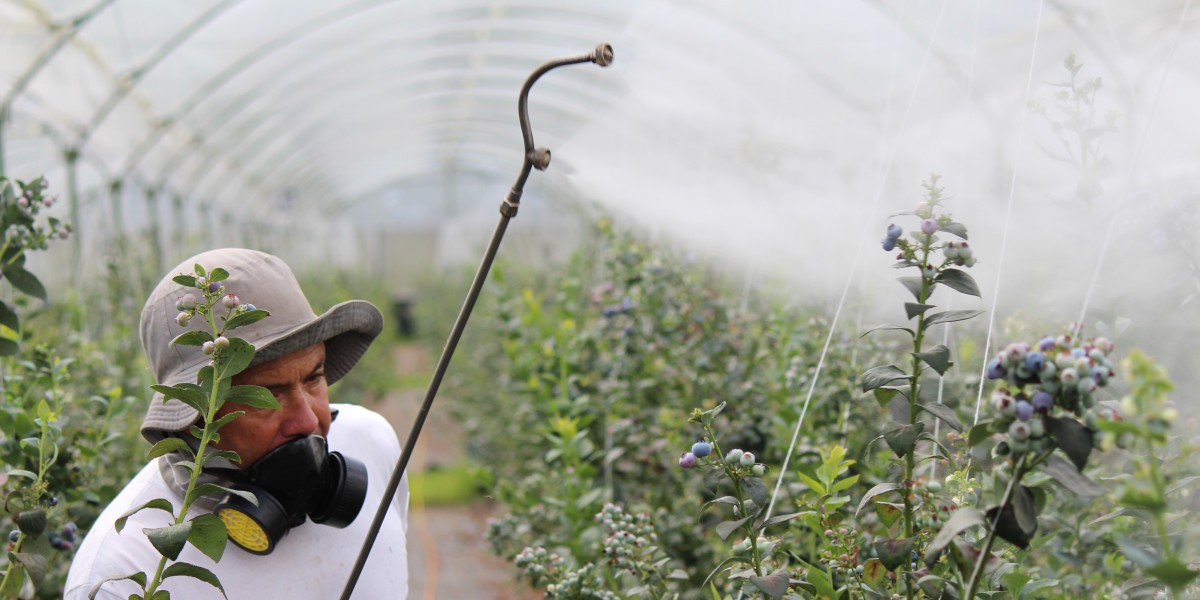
[964,454,1028,600]
[903,239,933,600]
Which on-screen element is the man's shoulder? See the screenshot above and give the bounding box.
[330,403,391,431]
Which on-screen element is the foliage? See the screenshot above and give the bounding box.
[89,263,277,599]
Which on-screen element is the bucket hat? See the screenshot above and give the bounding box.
[139,248,384,443]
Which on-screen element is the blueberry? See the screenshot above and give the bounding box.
[1038,336,1056,352]
[7,530,18,543]
[1015,400,1034,421]
[1094,337,1113,354]
[691,441,712,458]
[957,243,974,261]
[176,294,196,311]
[176,312,191,327]
[921,219,939,235]
[222,294,240,309]
[1077,377,1097,396]
[882,237,897,252]
[202,341,216,355]
[1028,418,1045,439]
[986,359,1006,380]
[46,496,58,507]
[725,449,744,464]
[1060,368,1079,385]
[602,306,618,318]
[62,522,77,542]
[922,264,937,279]
[1023,351,1045,373]
[1031,390,1053,412]
[245,304,257,312]
[1009,420,1031,440]
[678,452,696,469]
[752,464,766,476]
[214,336,230,349]
[1071,347,1086,359]
[886,224,903,239]
[740,452,756,467]
[944,242,960,259]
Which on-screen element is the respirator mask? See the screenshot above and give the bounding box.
[211,435,368,554]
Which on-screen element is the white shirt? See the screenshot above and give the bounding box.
[66,404,408,599]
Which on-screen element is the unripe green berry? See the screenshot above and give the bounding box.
[214,336,230,348]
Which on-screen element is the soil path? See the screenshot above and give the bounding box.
[367,343,539,600]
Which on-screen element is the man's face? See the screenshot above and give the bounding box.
[214,342,332,468]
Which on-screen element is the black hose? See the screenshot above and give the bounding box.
[339,43,613,600]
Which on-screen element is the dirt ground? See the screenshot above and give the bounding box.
[367,344,540,600]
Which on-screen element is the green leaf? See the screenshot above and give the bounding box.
[715,516,754,540]
[898,276,926,300]
[115,499,175,533]
[925,507,985,567]
[873,537,915,571]
[173,274,197,287]
[13,552,47,587]
[856,483,900,517]
[222,385,279,409]
[883,422,924,458]
[214,338,255,380]
[861,324,915,338]
[914,344,953,375]
[186,514,228,563]
[968,420,995,446]
[162,562,227,598]
[699,496,740,519]
[207,268,229,282]
[743,477,769,507]
[761,511,806,529]
[202,449,243,465]
[4,264,47,300]
[702,556,753,588]
[942,221,969,239]
[1146,557,1198,589]
[935,268,981,297]
[919,401,963,432]
[1045,416,1093,471]
[6,469,37,481]
[985,486,1037,549]
[16,509,46,538]
[0,337,19,356]
[169,330,213,347]
[799,560,836,599]
[193,264,207,277]
[144,522,192,561]
[88,572,148,599]
[208,410,245,434]
[151,384,207,416]
[748,569,790,600]
[924,310,985,326]
[1115,535,1160,569]
[1041,454,1104,497]
[187,483,257,508]
[0,300,19,331]
[861,365,909,392]
[905,303,935,319]
[875,502,904,529]
[147,437,193,460]
[861,559,887,589]
[873,387,900,408]
[1001,571,1031,597]
[223,309,270,331]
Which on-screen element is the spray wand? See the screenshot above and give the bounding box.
[339,43,614,599]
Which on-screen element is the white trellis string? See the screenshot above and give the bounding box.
[971,0,1047,427]
[928,0,982,482]
[764,0,949,522]
[1076,0,1192,329]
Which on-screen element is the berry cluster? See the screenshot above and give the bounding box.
[985,331,1120,454]
[595,503,657,573]
[514,546,618,600]
[173,270,259,358]
[3,177,72,250]
[678,440,767,477]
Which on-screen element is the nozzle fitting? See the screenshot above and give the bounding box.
[591,44,614,67]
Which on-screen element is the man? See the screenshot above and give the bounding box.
[65,248,408,599]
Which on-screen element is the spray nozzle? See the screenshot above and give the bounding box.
[591,44,614,67]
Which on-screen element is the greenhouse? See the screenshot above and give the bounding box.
[2,0,1199,598]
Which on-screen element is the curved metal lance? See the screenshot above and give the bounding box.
[339,43,614,599]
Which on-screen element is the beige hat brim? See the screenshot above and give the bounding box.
[140,299,383,443]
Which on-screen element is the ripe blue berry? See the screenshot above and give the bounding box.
[691,441,712,458]
[882,237,897,252]
[886,224,903,239]
[1023,351,1045,373]
[678,452,697,469]
[1031,390,1053,412]
[921,219,939,235]
[245,303,257,312]
[62,522,77,542]
[1039,336,1055,352]
[986,359,1006,380]
[7,530,18,543]
[208,281,221,293]
[1015,400,1033,422]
